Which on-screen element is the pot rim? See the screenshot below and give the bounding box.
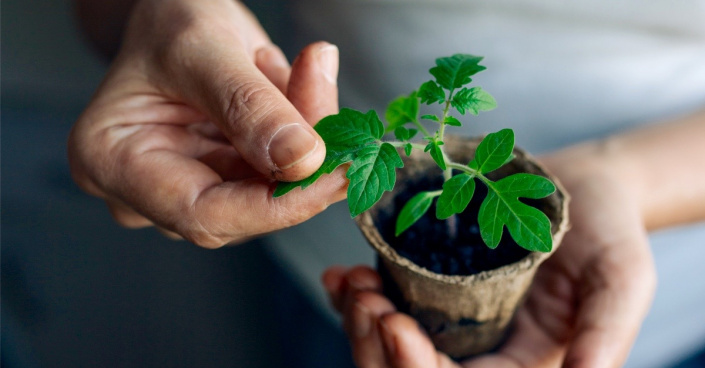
[355,136,571,286]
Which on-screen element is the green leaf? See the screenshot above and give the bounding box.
[404,143,413,156]
[421,114,440,122]
[471,129,515,174]
[316,108,384,147]
[478,174,556,252]
[275,108,384,197]
[451,87,497,115]
[430,54,486,90]
[395,191,437,236]
[347,143,404,217]
[394,126,410,141]
[273,149,355,197]
[444,116,462,127]
[436,174,476,219]
[502,153,516,166]
[393,127,418,142]
[385,92,419,133]
[418,81,445,105]
[424,140,446,170]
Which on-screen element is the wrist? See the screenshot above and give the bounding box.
[539,138,649,226]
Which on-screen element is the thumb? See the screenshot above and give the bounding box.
[169,37,326,181]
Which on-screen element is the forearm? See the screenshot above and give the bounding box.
[73,0,139,59]
[610,110,705,230]
[547,110,705,231]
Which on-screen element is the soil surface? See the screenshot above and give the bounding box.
[377,176,531,276]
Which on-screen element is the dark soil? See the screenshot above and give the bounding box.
[376,176,531,276]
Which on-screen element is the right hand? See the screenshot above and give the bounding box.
[69,0,347,247]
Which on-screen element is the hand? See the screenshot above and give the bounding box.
[322,147,657,368]
[69,0,347,247]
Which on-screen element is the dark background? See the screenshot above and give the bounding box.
[1,1,353,367]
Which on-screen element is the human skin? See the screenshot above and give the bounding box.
[69,0,347,247]
[71,0,705,366]
[323,113,705,368]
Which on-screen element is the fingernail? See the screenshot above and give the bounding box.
[379,318,397,358]
[317,44,339,85]
[268,124,318,170]
[352,302,372,338]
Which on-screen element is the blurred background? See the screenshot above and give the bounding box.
[2,1,705,367]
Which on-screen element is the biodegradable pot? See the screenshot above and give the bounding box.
[355,135,570,360]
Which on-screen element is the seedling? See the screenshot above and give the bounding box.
[274,54,556,252]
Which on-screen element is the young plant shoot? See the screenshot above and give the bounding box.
[274,54,556,253]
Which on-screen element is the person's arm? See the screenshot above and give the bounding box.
[543,110,705,230]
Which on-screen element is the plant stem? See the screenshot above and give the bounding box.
[438,91,454,181]
[387,141,427,151]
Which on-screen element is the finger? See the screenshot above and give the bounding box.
[156,226,184,240]
[322,266,348,311]
[288,42,339,124]
[562,242,655,368]
[345,291,396,368]
[197,146,261,181]
[104,131,347,247]
[105,197,153,228]
[161,30,326,182]
[341,266,384,316]
[255,44,290,94]
[378,313,458,368]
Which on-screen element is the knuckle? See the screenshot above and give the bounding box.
[222,78,278,128]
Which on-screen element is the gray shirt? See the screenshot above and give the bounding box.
[266,1,705,366]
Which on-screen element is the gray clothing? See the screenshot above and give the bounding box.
[266,1,705,367]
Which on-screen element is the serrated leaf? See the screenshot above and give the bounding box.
[478,174,556,252]
[421,114,440,122]
[430,54,486,90]
[418,81,445,105]
[424,140,446,170]
[451,87,497,115]
[316,108,384,147]
[444,116,462,127]
[436,174,476,219]
[347,143,404,217]
[275,108,383,196]
[385,92,419,133]
[273,149,355,197]
[396,191,437,236]
[472,128,515,174]
[404,143,413,156]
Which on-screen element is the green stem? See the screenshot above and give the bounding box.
[447,162,497,192]
[387,141,427,151]
[439,91,454,181]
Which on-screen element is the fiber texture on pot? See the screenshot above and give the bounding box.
[355,136,570,359]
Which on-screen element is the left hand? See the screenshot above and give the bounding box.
[322,146,657,368]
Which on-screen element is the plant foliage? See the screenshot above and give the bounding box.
[274,54,556,252]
